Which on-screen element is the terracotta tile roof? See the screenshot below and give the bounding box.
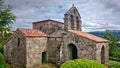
[68,30,108,43]
[32,19,64,24]
[18,28,47,37]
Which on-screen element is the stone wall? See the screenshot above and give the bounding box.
[46,31,109,66]
[60,32,109,65]
[4,37,13,64]
[62,32,97,62]
[96,43,109,66]
[47,36,63,64]
[26,37,47,68]
[4,30,26,68]
[33,21,64,34]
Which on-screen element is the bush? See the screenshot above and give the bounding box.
[60,58,107,68]
[0,52,8,68]
[0,43,3,54]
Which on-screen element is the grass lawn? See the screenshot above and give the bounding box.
[33,63,57,68]
[110,60,120,68]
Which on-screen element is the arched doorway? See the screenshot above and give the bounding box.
[68,43,78,60]
[101,46,105,64]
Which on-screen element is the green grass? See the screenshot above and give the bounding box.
[33,63,57,68]
[110,60,120,68]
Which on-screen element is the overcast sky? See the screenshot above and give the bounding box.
[4,0,120,32]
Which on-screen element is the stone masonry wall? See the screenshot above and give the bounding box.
[96,43,109,66]
[62,32,97,62]
[47,36,62,64]
[4,30,26,68]
[26,37,47,68]
[46,31,109,65]
[4,37,13,64]
[33,21,64,34]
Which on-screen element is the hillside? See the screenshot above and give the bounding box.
[89,30,120,39]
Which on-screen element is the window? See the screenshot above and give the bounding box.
[40,26,42,30]
[76,17,79,30]
[18,38,20,46]
[70,15,74,29]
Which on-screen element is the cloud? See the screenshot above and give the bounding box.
[4,0,120,32]
[83,20,120,32]
[98,0,120,12]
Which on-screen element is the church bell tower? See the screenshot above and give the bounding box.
[64,4,82,31]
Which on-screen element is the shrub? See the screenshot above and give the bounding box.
[0,52,8,68]
[60,58,107,68]
[0,43,3,54]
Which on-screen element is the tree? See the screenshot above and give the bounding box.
[104,30,119,48]
[0,0,15,37]
[104,30,120,58]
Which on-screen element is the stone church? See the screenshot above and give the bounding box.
[4,5,109,68]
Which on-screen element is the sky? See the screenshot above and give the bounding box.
[4,0,120,32]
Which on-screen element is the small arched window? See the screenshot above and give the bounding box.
[76,17,79,30]
[18,37,20,46]
[70,15,74,29]
[40,26,42,30]
[74,9,76,14]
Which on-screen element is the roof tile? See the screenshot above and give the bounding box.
[18,28,47,37]
[68,30,108,43]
